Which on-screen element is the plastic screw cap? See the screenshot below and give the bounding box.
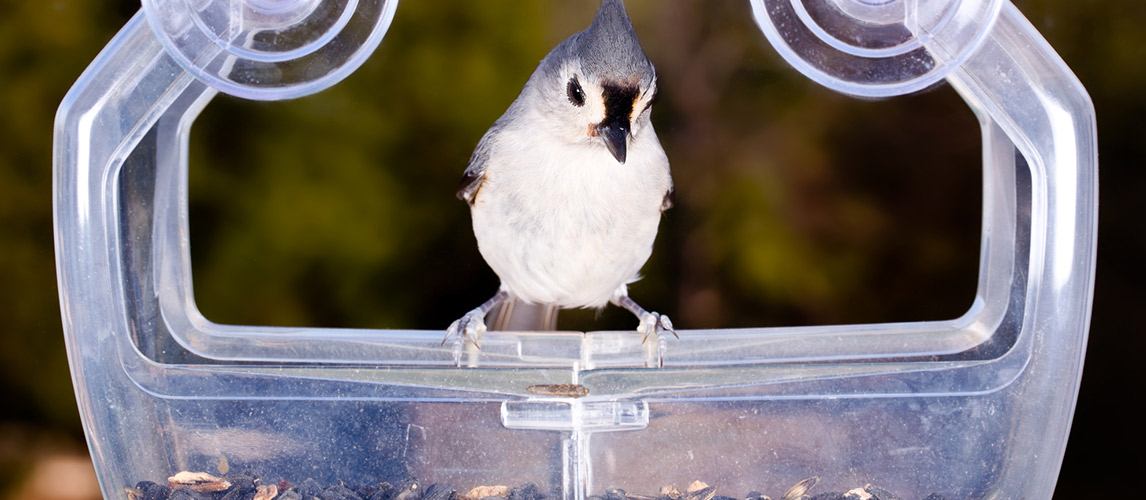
[750,0,1003,97]
[142,0,398,100]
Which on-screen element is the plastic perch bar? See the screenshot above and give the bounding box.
[54,1,1094,500]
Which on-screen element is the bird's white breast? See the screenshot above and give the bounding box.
[470,123,671,309]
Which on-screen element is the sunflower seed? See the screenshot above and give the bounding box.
[781,477,819,500]
[168,472,232,493]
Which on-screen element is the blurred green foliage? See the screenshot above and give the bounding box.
[1,0,1144,498]
[0,0,133,431]
[0,2,136,492]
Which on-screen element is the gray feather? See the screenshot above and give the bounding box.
[576,0,654,83]
[487,297,560,331]
[457,130,495,204]
[523,0,653,89]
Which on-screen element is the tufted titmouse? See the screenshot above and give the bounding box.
[447,0,675,346]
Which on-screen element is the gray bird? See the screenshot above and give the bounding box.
[447,0,675,345]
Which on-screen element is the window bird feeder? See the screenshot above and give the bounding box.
[53,1,1096,500]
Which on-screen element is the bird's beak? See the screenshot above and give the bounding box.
[599,121,630,164]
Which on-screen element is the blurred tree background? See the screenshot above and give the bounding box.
[0,1,1142,499]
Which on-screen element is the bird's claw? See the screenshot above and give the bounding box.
[638,311,677,344]
[444,308,488,349]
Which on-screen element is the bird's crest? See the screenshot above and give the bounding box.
[576,0,654,83]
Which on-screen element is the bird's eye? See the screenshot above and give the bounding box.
[567,78,586,107]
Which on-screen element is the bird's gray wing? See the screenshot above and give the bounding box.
[457,132,494,205]
[661,185,675,212]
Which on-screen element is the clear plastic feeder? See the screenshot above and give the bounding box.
[54,1,1096,500]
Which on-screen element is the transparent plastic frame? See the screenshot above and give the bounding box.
[54,2,1096,500]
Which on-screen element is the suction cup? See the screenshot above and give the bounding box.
[750,0,1003,97]
[142,0,398,100]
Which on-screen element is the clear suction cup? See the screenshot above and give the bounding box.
[750,0,1003,97]
[142,0,398,100]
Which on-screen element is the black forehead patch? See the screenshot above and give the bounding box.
[602,82,640,123]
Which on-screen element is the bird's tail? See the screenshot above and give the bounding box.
[487,297,559,331]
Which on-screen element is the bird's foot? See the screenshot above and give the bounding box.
[610,290,678,344]
[637,311,677,344]
[444,308,488,349]
[443,290,510,352]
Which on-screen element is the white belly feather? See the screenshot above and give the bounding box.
[470,127,671,308]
